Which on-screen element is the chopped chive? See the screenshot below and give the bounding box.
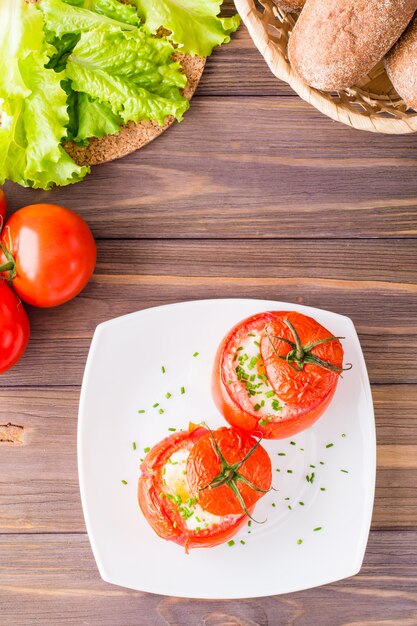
[165,392,172,399]
[314,527,322,532]
[254,340,260,347]
[140,458,144,462]
[159,408,164,414]
[320,487,326,491]
[195,516,201,523]
[278,452,286,456]
[299,447,305,451]
[290,441,296,446]
[227,540,235,547]
[297,539,303,545]
[196,526,201,532]
[276,468,280,472]
[299,501,305,506]
[227,380,232,385]
[248,520,252,527]
[193,352,199,357]
[168,427,176,432]
[287,469,293,474]
[248,531,251,534]
[288,505,292,510]
[248,333,256,337]
[340,469,349,473]
[159,491,164,498]
[320,461,325,465]
[326,443,334,448]
[180,386,185,394]
[272,503,276,507]
[240,540,246,545]
[310,464,316,468]
[342,433,347,438]
[161,366,166,374]
[121,480,128,485]
[265,390,275,398]
[284,497,290,501]
[236,347,244,352]
[132,441,137,450]
[144,447,150,453]
[153,403,159,408]
[254,403,261,411]
[138,409,145,414]
[173,521,177,528]
[162,467,166,475]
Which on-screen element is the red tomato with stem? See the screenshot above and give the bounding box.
[0,187,6,231]
[138,426,250,551]
[0,204,96,307]
[187,427,272,518]
[0,281,30,374]
[212,311,350,439]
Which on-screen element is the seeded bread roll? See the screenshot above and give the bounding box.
[288,0,417,91]
[273,0,305,12]
[385,17,417,110]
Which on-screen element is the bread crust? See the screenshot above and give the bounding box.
[273,0,305,12]
[385,17,417,111]
[288,0,417,90]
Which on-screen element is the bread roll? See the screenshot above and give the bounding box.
[385,17,417,110]
[288,0,417,90]
[273,0,305,12]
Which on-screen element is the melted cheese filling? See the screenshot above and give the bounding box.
[233,331,285,422]
[162,449,239,531]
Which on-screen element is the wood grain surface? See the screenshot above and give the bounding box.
[1,12,417,625]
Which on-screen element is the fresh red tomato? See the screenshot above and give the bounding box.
[187,427,272,517]
[0,204,96,307]
[213,311,349,439]
[0,187,6,231]
[138,426,249,551]
[0,281,30,374]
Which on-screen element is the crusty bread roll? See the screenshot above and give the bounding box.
[273,0,305,12]
[385,17,417,110]
[288,0,417,91]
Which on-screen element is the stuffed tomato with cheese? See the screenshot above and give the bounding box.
[138,425,272,551]
[212,311,350,439]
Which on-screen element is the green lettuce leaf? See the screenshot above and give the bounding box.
[0,1,88,189]
[66,25,189,124]
[134,0,240,56]
[71,93,123,142]
[39,0,137,36]
[62,0,140,26]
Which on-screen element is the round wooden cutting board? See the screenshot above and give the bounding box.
[64,53,206,167]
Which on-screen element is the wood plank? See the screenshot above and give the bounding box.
[0,531,416,625]
[4,98,417,239]
[0,387,416,532]
[95,239,417,283]
[0,268,414,385]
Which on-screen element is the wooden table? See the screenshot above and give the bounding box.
[1,14,417,625]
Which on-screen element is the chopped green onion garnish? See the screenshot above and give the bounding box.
[138,410,145,414]
[173,521,177,528]
[196,526,201,532]
[193,352,199,357]
[310,464,316,468]
[161,366,166,374]
[320,487,326,491]
[288,505,292,510]
[297,539,303,545]
[272,503,276,507]
[168,427,176,432]
[227,540,235,547]
[144,447,150,453]
[342,433,346,438]
[180,387,185,394]
[276,468,280,472]
[254,403,261,411]
[290,441,296,446]
[284,497,290,501]
[166,392,171,399]
[240,540,246,545]
[159,408,164,414]
[248,333,256,337]
[227,380,232,385]
[248,520,252,527]
[314,527,322,532]
[278,452,286,456]
[340,469,349,473]
[121,480,128,485]
[153,403,159,408]
[132,442,137,450]
[299,501,304,506]
[287,469,293,474]
[236,347,243,352]
[265,390,275,398]
[320,461,325,465]
[326,443,334,448]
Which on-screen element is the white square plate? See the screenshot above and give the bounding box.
[78,299,376,598]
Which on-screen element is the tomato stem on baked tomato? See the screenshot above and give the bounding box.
[266,319,352,374]
[199,425,271,523]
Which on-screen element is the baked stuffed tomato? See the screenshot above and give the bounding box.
[213,311,351,439]
[138,425,271,551]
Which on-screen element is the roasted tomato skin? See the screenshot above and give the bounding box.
[138,427,249,551]
[187,427,272,516]
[213,311,344,439]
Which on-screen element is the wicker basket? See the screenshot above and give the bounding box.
[235,0,417,134]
